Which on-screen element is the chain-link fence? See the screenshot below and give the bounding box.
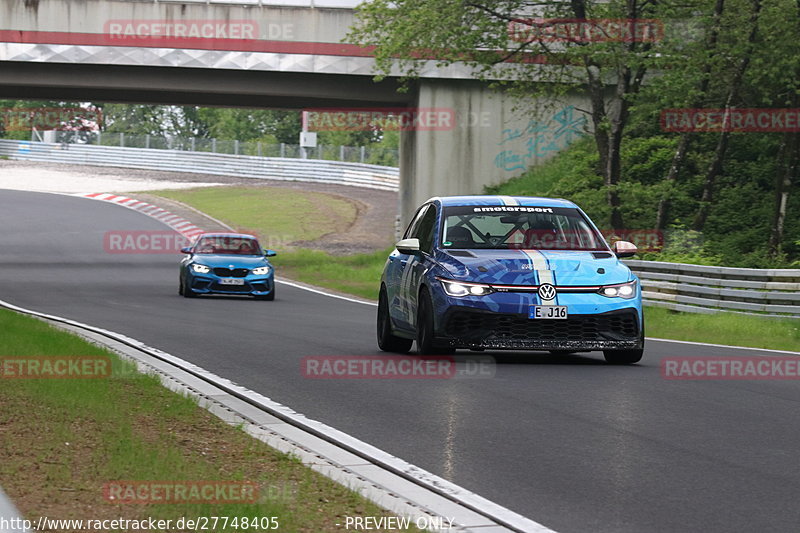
[51,131,399,166]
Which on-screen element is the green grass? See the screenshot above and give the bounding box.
[275,248,389,300]
[0,309,421,531]
[644,306,799,352]
[152,186,357,245]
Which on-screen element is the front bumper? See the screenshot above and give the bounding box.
[438,307,643,351]
[187,273,274,296]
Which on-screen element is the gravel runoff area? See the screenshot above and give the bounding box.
[0,160,399,254]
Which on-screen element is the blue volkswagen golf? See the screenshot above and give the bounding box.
[377,196,644,364]
[179,233,277,300]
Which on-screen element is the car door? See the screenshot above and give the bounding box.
[403,204,438,328]
[385,204,429,331]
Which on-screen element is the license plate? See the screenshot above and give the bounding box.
[219,278,244,286]
[530,306,568,319]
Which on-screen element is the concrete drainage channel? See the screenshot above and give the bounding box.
[0,299,554,533]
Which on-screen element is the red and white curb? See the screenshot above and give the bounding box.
[72,193,205,240]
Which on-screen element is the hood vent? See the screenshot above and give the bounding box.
[592,252,613,259]
[447,250,477,258]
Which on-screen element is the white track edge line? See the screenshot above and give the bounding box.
[645,337,800,355]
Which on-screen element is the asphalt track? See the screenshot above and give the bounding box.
[2,189,800,533]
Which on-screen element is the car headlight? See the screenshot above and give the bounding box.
[439,278,494,297]
[192,264,210,274]
[598,280,637,299]
[252,266,272,276]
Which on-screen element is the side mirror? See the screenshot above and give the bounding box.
[396,238,421,255]
[264,249,277,257]
[180,247,193,254]
[613,240,638,258]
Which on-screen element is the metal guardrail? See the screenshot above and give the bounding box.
[624,260,800,319]
[0,140,400,192]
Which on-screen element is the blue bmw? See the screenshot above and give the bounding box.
[179,233,277,300]
[377,196,644,364]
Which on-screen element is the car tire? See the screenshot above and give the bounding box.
[604,320,645,364]
[603,348,644,364]
[377,288,412,353]
[182,277,197,298]
[416,288,455,355]
[255,286,275,301]
[178,279,184,296]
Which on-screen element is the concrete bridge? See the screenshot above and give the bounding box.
[0,0,589,225]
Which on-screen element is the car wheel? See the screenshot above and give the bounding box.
[416,288,454,355]
[604,320,645,364]
[255,286,275,301]
[178,278,184,296]
[603,348,643,364]
[182,277,197,298]
[377,288,412,353]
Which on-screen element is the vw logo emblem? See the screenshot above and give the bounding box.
[538,283,557,300]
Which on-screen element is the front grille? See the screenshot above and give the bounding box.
[444,309,639,342]
[210,283,251,293]
[213,267,249,278]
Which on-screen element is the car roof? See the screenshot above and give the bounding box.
[196,232,259,240]
[430,195,578,208]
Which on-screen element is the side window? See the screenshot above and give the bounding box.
[414,206,438,253]
[403,206,427,240]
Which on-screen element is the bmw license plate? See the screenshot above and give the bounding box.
[219,278,244,286]
[530,306,568,319]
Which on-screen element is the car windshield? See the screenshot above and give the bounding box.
[194,236,262,255]
[441,206,608,251]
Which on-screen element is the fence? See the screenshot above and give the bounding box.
[45,131,399,167]
[625,260,800,319]
[0,139,400,191]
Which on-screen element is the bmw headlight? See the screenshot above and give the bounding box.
[598,280,637,299]
[252,266,272,276]
[192,264,210,274]
[438,278,494,297]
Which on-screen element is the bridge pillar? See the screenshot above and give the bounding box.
[398,79,589,230]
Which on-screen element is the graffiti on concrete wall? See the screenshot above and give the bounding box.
[494,105,588,172]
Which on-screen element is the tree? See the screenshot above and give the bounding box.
[349,0,700,229]
[692,0,764,230]
[653,0,727,230]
